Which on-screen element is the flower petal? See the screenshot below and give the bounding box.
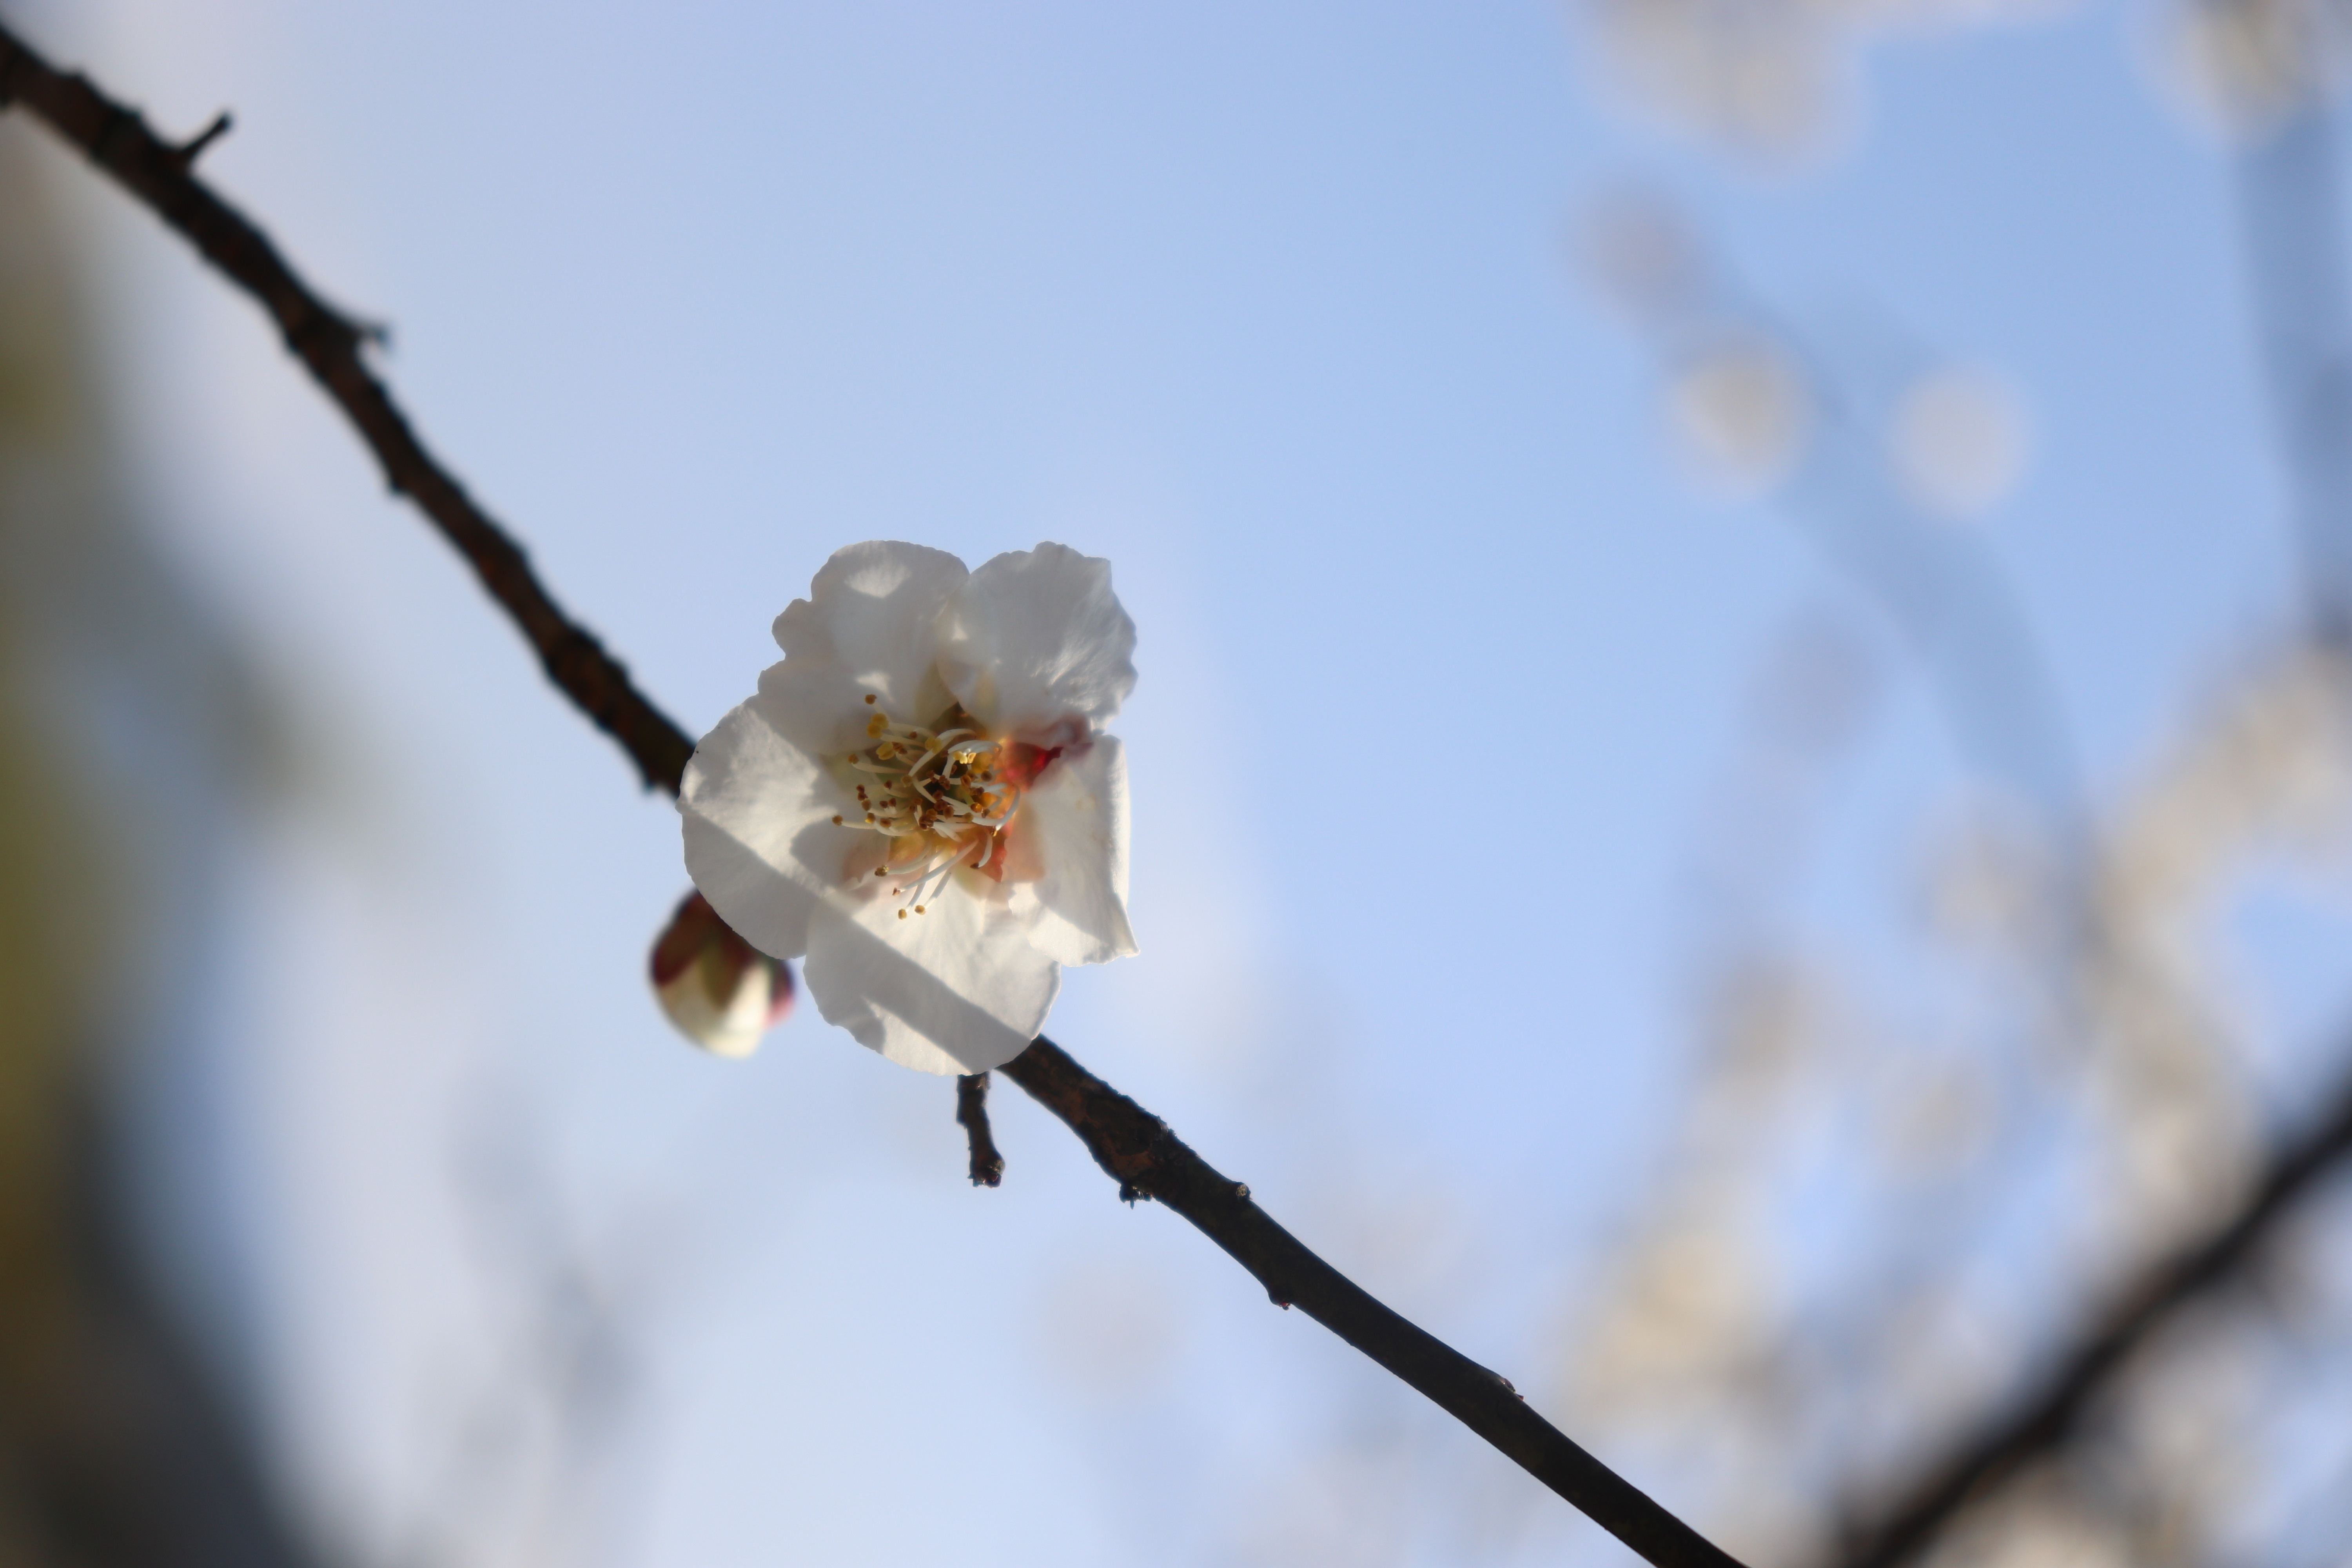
[1006,736,1137,966]
[801,883,1060,1074]
[934,542,1136,741]
[766,540,968,753]
[680,694,863,960]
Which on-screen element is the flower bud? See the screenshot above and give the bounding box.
[649,891,792,1058]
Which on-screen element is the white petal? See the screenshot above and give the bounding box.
[934,542,1136,740]
[801,880,1061,1074]
[1006,736,1137,966]
[766,540,967,753]
[680,695,862,960]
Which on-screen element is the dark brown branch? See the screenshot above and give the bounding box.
[955,1073,1004,1187]
[1832,1058,2352,1568]
[0,20,695,793]
[0,29,1746,1566]
[1000,1038,1749,1568]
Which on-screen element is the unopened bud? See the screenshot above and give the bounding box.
[649,891,792,1058]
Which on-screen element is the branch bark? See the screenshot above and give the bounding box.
[1000,1039,1746,1568]
[0,20,694,794]
[954,1073,1005,1188]
[1831,1057,2352,1568]
[0,24,1748,1568]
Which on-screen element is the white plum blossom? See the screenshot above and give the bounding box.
[679,540,1138,1074]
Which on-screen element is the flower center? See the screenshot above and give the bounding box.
[832,697,1060,917]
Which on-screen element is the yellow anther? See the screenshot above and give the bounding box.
[832,815,844,825]
[897,908,908,920]
[837,700,1027,887]
[915,904,926,915]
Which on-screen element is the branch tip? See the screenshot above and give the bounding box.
[167,109,232,170]
[954,1073,1004,1188]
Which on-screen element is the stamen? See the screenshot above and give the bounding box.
[864,693,877,705]
[838,700,1042,918]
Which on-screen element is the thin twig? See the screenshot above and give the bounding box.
[955,1073,1004,1188]
[165,107,231,171]
[0,27,1748,1568]
[1001,1038,1748,1568]
[0,20,694,793]
[1831,1058,2352,1568]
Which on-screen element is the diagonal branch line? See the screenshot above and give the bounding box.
[1002,1038,1748,1568]
[1832,1057,2352,1568]
[0,21,1748,1568]
[0,19,695,793]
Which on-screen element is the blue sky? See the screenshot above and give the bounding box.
[9,0,2330,1561]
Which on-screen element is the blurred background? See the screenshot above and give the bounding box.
[4,0,2351,1563]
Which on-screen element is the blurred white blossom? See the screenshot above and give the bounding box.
[1584,0,2073,157]
[1671,335,1813,489]
[1890,367,2030,520]
[2159,0,2352,132]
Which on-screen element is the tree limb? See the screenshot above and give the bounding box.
[0,19,694,794]
[1831,1057,2352,1568]
[0,23,1749,1568]
[1001,1038,1746,1568]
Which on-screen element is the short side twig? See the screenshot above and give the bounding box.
[1832,1056,2352,1568]
[166,108,231,171]
[955,1073,1004,1188]
[1001,1038,1749,1568]
[0,20,695,793]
